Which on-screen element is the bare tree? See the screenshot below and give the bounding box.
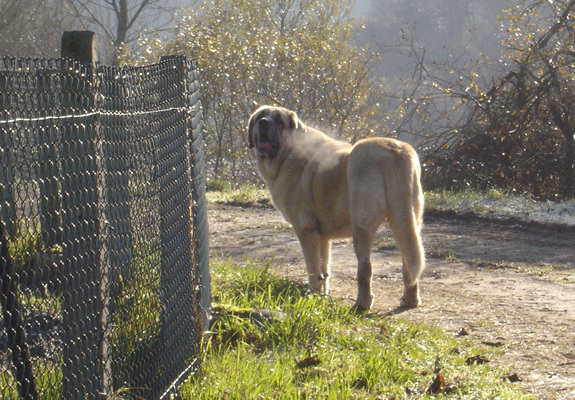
[0,0,75,57]
[143,0,385,183]
[64,0,184,64]
[412,0,575,200]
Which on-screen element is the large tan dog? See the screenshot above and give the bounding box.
[248,106,425,310]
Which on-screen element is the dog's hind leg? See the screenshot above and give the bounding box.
[351,222,378,311]
[387,208,424,307]
[348,163,385,311]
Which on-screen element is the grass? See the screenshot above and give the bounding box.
[1,184,562,398]
[469,259,575,282]
[1,228,165,398]
[425,188,575,226]
[0,359,62,400]
[207,183,575,227]
[206,180,270,205]
[178,258,531,399]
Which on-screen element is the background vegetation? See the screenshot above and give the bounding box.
[2,0,574,200]
[132,0,388,182]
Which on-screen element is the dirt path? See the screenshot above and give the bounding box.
[208,203,575,399]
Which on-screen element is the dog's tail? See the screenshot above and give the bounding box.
[379,140,425,287]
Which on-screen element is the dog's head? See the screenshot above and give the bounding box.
[248,106,301,160]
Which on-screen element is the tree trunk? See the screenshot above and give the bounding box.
[113,0,129,65]
[565,130,575,198]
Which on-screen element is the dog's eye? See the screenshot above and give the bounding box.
[272,112,284,125]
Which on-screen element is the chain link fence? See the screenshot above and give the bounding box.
[0,51,210,399]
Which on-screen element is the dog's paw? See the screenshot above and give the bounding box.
[399,294,421,308]
[352,294,373,313]
[309,273,330,294]
[400,283,421,308]
[351,302,371,314]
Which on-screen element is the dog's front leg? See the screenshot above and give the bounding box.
[319,238,331,294]
[296,230,329,294]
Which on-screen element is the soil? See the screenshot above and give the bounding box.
[208,202,575,400]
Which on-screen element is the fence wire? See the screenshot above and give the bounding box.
[0,55,210,399]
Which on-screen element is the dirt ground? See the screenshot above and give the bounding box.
[208,202,575,400]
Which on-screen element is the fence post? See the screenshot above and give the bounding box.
[59,31,112,399]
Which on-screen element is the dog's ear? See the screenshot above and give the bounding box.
[287,110,300,130]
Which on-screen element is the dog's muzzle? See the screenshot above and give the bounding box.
[254,119,279,159]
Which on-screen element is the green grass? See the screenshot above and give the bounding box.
[425,188,523,216]
[206,181,270,205]
[108,238,164,394]
[178,258,531,399]
[207,183,575,227]
[0,359,62,399]
[206,182,512,209]
[425,188,575,226]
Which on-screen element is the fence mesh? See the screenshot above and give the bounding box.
[0,55,210,399]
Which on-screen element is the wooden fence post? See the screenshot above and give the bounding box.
[59,31,112,400]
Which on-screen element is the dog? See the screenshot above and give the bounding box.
[248,105,425,311]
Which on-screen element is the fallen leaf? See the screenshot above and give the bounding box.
[351,377,368,389]
[457,327,470,336]
[466,355,490,365]
[296,355,321,369]
[426,373,446,394]
[379,324,389,335]
[482,341,504,347]
[503,373,522,383]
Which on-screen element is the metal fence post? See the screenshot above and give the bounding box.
[59,31,112,399]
